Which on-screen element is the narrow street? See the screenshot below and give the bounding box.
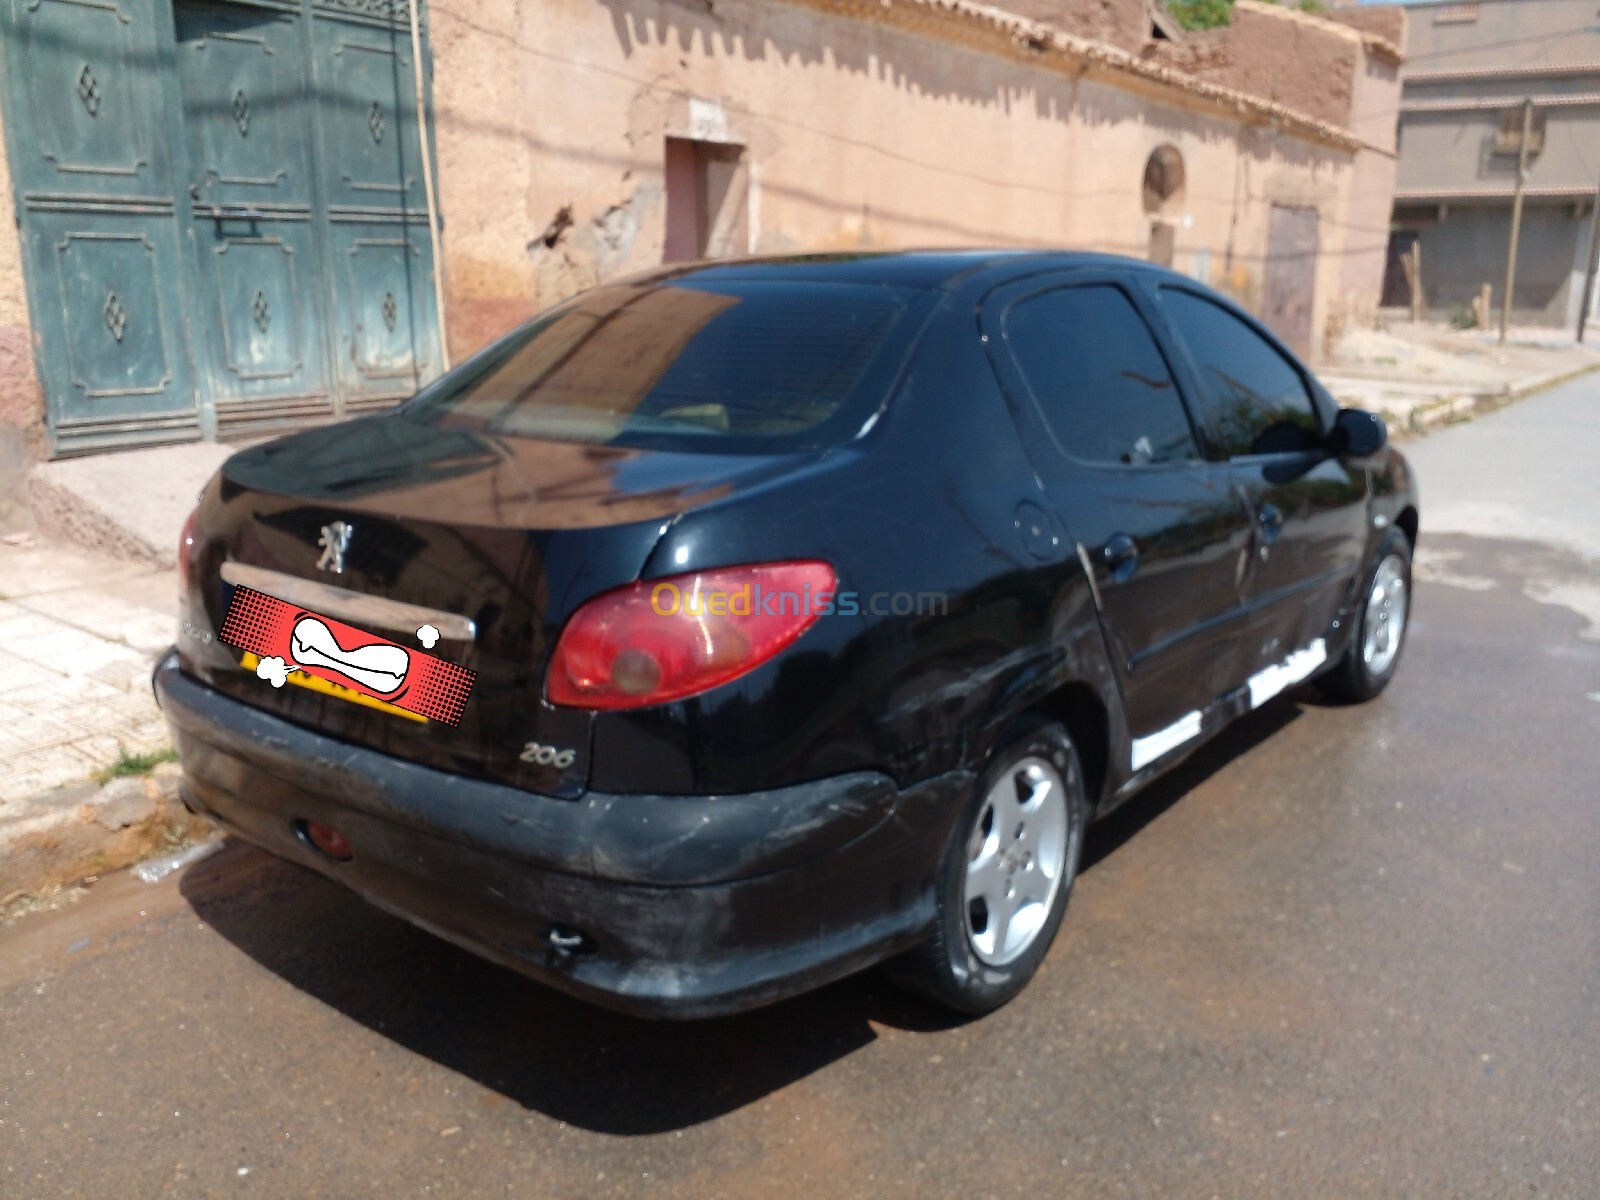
[3,380,1598,1199]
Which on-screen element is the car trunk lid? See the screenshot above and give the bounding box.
[184,415,813,797]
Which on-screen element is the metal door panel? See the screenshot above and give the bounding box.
[311,2,438,409]
[175,5,301,209]
[53,228,173,397]
[1053,465,1254,737]
[2,0,199,451]
[310,10,424,213]
[1228,454,1366,677]
[326,220,433,405]
[24,213,199,446]
[10,0,168,195]
[174,0,333,433]
[978,273,1256,741]
[1,0,441,453]
[208,230,316,381]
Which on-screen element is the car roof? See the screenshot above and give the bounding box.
[624,249,1165,292]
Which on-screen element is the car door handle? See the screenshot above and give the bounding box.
[1257,503,1284,545]
[1102,533,1140,582]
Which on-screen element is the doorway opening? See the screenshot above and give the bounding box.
[664,137,749,263]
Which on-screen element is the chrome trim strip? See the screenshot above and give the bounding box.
[220,561,476,642]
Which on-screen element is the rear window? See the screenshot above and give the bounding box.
[406,279,927,454]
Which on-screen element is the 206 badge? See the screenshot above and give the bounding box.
[220,585,476,725]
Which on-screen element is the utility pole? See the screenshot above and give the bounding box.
[1500,97,1535,345]
[1577,163,1600,342]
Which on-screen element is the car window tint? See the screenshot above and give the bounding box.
[406,280,920,455]
[1158,288,1323,457]
[1003,284,1199,466]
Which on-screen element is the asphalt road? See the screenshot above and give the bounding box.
[4,380,1599,1199]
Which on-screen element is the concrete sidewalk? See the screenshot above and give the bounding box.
[0,535,200,901]
[0,537,173,792]
[1,440,229,900]
[1321,319,1600,434]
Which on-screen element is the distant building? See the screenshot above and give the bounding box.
[1388,0,1600,327]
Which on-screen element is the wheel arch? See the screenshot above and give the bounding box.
[1027,681,1111,812]
[1395,504,1419,551]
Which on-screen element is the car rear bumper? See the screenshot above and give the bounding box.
[153,650,964,1018]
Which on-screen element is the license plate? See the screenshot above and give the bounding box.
[219,585,476,725]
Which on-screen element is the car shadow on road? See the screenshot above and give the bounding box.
[179,696,1303,1136]
[179,842,962,1135]
[1081,697,1303,871]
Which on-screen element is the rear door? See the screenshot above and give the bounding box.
[1153,285,1368,689]
[982,275,1254,766]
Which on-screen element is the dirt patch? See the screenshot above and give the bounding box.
[1,782,213,916]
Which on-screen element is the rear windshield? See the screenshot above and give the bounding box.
[406,279,929,454]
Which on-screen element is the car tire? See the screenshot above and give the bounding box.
[1318,527,1413,704]
[888,717,1088,1015]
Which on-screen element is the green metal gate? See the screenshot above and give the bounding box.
[1,0,441,455]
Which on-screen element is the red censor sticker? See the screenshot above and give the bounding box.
[219,585,476,725]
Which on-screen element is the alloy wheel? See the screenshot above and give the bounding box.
[963,757,1070,966]
[1362,553,1408,676]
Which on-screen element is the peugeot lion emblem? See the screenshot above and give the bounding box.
[316,520,353,574]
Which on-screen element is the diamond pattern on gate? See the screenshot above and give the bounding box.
[103,292,126,342]
[76,63,101,116]
[251,290,271,333]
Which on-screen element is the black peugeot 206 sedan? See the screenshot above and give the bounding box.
[156,250,1418,1018]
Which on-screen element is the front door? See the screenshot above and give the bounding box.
[983,277,1255,764]
[1155,285,1368,687]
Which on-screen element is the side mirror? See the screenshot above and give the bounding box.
[1331,407,1387,457]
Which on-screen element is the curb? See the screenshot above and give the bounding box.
[1391,360,1600,440]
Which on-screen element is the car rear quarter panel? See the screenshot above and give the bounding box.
[588,301,1128,807]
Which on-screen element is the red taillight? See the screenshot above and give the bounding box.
[178,507,201,591]
[546,561,837,710]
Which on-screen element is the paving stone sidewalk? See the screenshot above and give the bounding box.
[0,536,174,801]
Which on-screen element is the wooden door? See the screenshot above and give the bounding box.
[1263,204,1318,359]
